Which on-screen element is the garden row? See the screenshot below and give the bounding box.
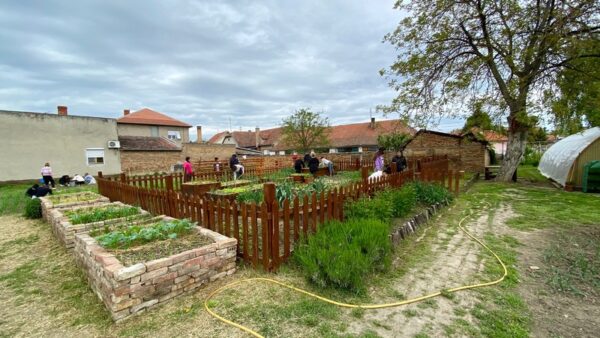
[36,191,237,322]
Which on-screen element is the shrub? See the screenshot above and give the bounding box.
[24,198,42,219]
[344,195,394,223]
[375,185,417,218]
[293,218,391,292]
[410,181,453,205]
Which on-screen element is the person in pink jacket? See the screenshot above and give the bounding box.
[183,157,194,182]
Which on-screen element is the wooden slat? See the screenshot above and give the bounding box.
[302,195,309,236]
[232,202,239,250]
[260,202,270,270]
[224,199,231,237]
[311,193,318,233]
[271,201,280,269]
[283,199,291,259]
[242,203,249,261]
[293,197,300,241]
[251,203,259,267]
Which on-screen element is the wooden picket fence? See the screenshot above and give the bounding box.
[97,157,459,271]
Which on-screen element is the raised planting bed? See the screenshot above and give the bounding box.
[73,217,237,321]
[181,180,221,196]
[301,167,329,177]
[47,202,151,249]
[207,183,264,203]
[289,173,312,183]
[219,179,252,189]
[40,191,109,221]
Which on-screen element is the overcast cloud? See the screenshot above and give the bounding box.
[0,0,463,139]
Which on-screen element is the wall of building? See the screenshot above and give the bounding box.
[0,111,121,181]
[404,133,488,173]
[117,124,190,145]
[119,143,236,174]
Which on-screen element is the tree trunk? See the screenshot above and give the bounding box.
[497,125,528,182]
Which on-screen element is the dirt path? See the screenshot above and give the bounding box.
[345,202,512,337]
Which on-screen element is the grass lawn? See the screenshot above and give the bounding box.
[0,179,598,337]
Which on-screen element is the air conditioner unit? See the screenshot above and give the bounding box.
[107,140,121,149]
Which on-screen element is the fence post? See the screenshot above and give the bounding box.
[97,171,103,178]
[165,174,174,191]
[455,171,463,194]
[263,182,276,270]
[120,172,126,183]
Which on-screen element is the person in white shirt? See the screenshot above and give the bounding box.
[73,174,85,185]
[320,157,334,176]
[41,162,55,187]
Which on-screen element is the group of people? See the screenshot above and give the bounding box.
[26,163,96,198]
[182,154,246,182]
[370,147,408,180]
[293,152,334,176]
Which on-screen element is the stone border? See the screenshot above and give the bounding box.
[390,200,450,246]
[74,219,237,322]
[47,202,151,250]
[40,192,109,221]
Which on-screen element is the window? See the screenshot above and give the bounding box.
[167,130,181,140]
[86,148,105,166]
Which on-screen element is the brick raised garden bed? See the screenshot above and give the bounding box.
[40,192,110,221]
[47,202,152,249]
[74,217,237,321]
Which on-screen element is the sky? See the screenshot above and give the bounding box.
[0,1,464,140]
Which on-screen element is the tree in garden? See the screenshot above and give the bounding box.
[380,0,600,181]
[281,108,330,152]
[377,132,411,151]
[546,40,600,135]
[462,102,494,132]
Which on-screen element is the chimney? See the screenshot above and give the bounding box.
[124,109,130,116]
[255,127,260,149]
[196,126,203,143]
[57,106,68,116]
[370,117,375,129]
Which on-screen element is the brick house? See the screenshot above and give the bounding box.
[208,118,415,154]
[404,130,489,173]
[117,108,192,146]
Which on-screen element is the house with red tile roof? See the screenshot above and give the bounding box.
[117,108,192,148]
[208,118,415,154]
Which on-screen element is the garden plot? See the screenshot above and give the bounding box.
[73,216,237,321]
[47,202,150,249]
[40,191,109,221]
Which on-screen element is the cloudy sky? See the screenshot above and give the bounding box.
[0,0,463,140]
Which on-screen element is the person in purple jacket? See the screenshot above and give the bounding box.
[373,147,385,172]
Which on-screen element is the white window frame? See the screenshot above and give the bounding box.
[167,130,181,140]
[86,148,105,166]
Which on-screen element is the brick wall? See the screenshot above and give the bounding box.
[404,132,488,173]
[182,143,236,162]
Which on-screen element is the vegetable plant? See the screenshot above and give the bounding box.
[66,206,140,225]
[96,219,197,249]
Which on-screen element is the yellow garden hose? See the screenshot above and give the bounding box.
[204,201,507,337]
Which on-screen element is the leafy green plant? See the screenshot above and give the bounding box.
[344,195,394,223]
[264,168,295,182]
[96,219,196,249]
[236,189,263,204]
[24,198,42,219]
[410,181,453,205]
[66,206,140,225]
[294,218,392,293]
[375,185,417,218]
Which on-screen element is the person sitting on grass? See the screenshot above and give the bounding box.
[26,184,53,198]
[73,174,85,186]
[84,173,96,185]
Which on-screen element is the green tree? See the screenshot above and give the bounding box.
[377,132,412,151]
[462,102,493,132]
[281,108,330,152]
[380,0,600,181]
[547,40,600,135]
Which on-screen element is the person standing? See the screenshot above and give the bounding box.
[213,157,221,172]
[308,153,320,175]
[391,151,408,172]
[183,157,193,182]
[293,155,305,173]
[373,148,385,172]
[229,154,244,179]
[41,162,55,188]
